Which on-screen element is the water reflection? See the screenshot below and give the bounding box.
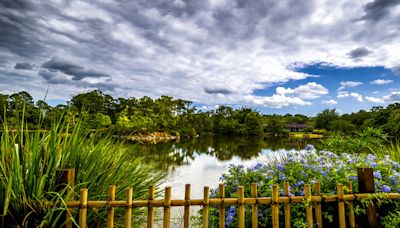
[137,135,316,171]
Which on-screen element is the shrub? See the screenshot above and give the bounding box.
[203,145,400,227]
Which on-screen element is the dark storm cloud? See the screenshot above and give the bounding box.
[347,47,371,59]
[361,0,400,21]
[205,87,233,95]
[0,0,43,58]
[41,57,109,80]
[14,62,33,70]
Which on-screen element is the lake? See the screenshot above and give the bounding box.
[137,135,319,225]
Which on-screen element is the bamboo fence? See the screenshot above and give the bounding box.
[62,181,400,228]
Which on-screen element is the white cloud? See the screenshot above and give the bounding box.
[244,94,312,108]
[338,81,363,91]
[350,92,363,102]
[383,92,400,102]
[370,79,394,85]
[322,99,338,105]
[365,96,385,104]
[337,91,363,102]
[276,82,328,99]
[337,91,350,98]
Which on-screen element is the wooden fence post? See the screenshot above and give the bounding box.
[357,168,378,228]
[314,181,322,228]
[163,187,171,228]
[79,188,88,228]
[272,185,279,228]
[147,185,155,228]
[251,183,258,228]
[284,182,291,228]
[304,184,313,228]
[203,186,210,228]
[238,186,245,228]
[107,185,116,228]
[184,184,190,228]
[57,168,75,228]
[219,183,225,228]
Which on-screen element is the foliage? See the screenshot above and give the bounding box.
[2,90,400,138]
[316,127,388,154]
[371,141,400,163]
[203,146,400,227]
[0,113,165,227]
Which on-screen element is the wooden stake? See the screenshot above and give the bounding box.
[314,182,322,228]
[219,183,225,228]
[251,183,258,228]
[238,186,245,228]
[337,183,346,228]
[357,168,378,228]
[107,185,116,228]
[203,186,210,228]
[125,187,133,228]
[147,185,155,228]
[284,182,291,228]
[79,188,88,228]
[304,184,313,228]
[57,169,75,228]
[183,184,190,228]
[347,182,356,228]
[163,187,171,228]
[272,185,279,228]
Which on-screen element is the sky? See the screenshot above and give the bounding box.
[1,0,400,116]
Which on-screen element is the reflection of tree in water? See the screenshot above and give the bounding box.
[136,135,318,171]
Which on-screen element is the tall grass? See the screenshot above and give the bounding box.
[0,111,166,227]
[370,141,400,163]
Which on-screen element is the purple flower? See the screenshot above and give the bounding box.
[305,144,315,151]
[381,185,391,193]
[295,180,305,187]
[348,176,357,181]
[226,206,236,225]
[373,171,382,179]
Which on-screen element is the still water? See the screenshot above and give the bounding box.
[137,135,317,225]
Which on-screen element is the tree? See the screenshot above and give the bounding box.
[315,109,338,130]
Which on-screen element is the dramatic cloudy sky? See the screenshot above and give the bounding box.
[1,0,400,115]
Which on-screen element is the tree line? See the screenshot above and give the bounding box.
[1,90,400,137]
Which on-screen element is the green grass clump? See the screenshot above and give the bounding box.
[0,111,165,227]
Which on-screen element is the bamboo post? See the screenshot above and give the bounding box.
[219,183,225,228]
[357,168,378,228]
[183,184,190,228]
[163,187,171,228]
[79,188,88,228]
[314,182,322,228]
[346,182,356,228]
[337,183,346,228]
[284,182,291,228]
[272,185,279,228]
[238,186,245,228]
[203,186,210,228]
[107,185,116,228]
[125,187,133,228]
[304,184,313,228]
[57,169,75,228]
[147,185,155,228]
[251,183,258,228]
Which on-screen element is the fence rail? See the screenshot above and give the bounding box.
[60,168,396,228]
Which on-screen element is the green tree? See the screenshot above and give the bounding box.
[315,109,338,130]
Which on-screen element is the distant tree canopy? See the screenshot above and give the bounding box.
[1,90,400,138]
